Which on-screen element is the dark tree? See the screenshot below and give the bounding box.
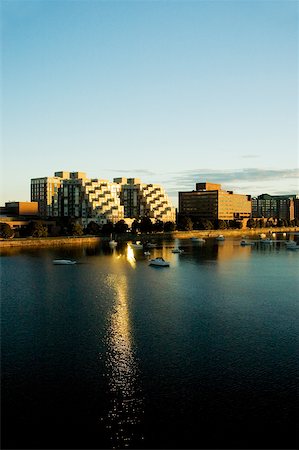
[114,220,129,234]
[178,216,193,231]
[247,219,256,229]
[163,221,176,232]
[0,223,14,239]
[139,217,153,233]
[101,222,114,235]
[85,221,100,235]
[153,220,164,232]
[131,219,140,234]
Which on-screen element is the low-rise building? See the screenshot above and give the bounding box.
[179,182,251,223]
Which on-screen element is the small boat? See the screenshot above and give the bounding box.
[144,251,151,256]
[147,243,157,248]
[215,235,225,241]
[109,240,118,248]
[149,257,170,267]
[131,241,143,249]
[240,239,255,246]
[172,248,184,253]
[260,238,273,244]
[260,233,267,239]
[190,237,206,243]
[53,259,76,265]
[286,240,299,250]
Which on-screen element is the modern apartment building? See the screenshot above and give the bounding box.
[114,177,176,222]
[179,182,251,222]
[31,171,70,217]
[31,172,174,224]
[251,194,296,220]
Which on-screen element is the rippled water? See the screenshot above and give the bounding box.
[1,235,298,449]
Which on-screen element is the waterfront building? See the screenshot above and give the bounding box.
[31,172,70,217]
[114,177,176,222]
[179,182,251,223]
[31,172,175,224]
[251,193,296,220]
[57,173,124,225]
[1,202,39,216]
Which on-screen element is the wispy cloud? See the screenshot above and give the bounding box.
[104,169,157,176]
[166,168,299,185]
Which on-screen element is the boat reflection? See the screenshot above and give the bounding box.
[103,274,143,448]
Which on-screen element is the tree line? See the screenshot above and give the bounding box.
[1,216,298,239]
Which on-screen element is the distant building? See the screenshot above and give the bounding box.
[251,194,296,220]
[1,201,39,216]
[179,182,251,222]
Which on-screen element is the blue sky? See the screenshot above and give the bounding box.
[1,0,298,207]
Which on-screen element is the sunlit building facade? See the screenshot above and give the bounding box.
[114,177,176,222]
[31,172,70,217]
[179,182,251,222]
[31,172,175,224]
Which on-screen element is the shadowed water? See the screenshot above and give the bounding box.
[1,235,298,449]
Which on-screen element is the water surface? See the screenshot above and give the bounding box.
[1,235,298,448]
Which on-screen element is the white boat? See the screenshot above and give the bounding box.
[147,243,157,248]
[144,251,151,256]
[240,239,255,246]
[149,257,170,267]
[190,237,206,243]
[260,238,273,244]
[109,240,118,248]
[53,259,76,265]
[215,235,225,241]
[286,240,299,250]
[131,241,143,249]
[172,248,184,253]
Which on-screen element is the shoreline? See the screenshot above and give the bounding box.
[0,227,298,248]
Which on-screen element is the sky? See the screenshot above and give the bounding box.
[1,0,298,207]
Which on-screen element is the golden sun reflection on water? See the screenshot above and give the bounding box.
[103,273,143,448]
[126,245,136,269]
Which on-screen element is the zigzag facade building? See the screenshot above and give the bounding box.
[31,172,175,224]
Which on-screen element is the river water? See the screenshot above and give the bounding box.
[1,235,298,449]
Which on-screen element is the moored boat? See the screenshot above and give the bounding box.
[215,235,225,241]
[53,259,77,265]
[149,257,170,267]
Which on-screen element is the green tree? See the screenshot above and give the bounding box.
[216,220,227,230]
[70,222,83,236]
[26,221,48,237]
[246,219,256,229]
[198,219,214,230]
[0,223,14,239]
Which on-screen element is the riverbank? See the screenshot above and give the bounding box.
[0,227,298,248]
[0,236,101,248]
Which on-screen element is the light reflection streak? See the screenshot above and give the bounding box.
[126,245,136,269]
[102,274,143,448]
